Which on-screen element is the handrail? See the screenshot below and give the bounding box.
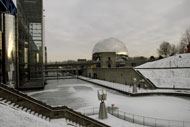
[78,107,190,127]
[0,86,52,111]
[0,84,110,127]
[135,69,156,88]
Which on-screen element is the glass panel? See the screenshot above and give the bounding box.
[0,31,2,83]
[16,0,44,88]
[24,47,28,68]
[4,13,16,86]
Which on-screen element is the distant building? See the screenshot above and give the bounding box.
[92,38,128,67]
[93,52,116,68]
[77,59,87,62]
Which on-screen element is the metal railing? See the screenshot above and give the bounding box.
[78,107,190,127]
[77,107,99,116]
[108,107,190,127]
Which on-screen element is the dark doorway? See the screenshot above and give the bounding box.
[93,73,97,79]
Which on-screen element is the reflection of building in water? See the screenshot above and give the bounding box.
[92,38,128,67]
[0,0,44,89]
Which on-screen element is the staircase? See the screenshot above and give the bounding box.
[134,70,157,89]
[0,84,110,127]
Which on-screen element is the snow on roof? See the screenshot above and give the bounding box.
[137,53,190,68]
[135,54,190,88]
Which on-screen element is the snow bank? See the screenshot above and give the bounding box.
[136,54,190,88]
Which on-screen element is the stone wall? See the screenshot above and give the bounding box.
[84,68,155,89]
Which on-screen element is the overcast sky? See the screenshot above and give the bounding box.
[43,0,190,61]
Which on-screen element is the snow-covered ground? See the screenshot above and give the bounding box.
[26,79,190,123]
[135,54,190,88]
[0,101,148,127]
[0,101,71,127]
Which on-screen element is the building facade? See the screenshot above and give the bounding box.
[0,0,44,89]
[93,52,116,68]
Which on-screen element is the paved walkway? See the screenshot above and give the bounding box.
[78,76,190,96]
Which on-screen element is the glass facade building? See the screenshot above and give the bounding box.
[0,13,16,86]
[17,0,44,89]
[0,0,44,89]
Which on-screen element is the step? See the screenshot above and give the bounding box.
[18,106,24,110]
[15,105,20,108]
[10,103,15,106]
[23,108,27,111]
[6,101,11,104]
[1,99,7,103]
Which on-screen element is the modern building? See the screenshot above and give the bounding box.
[0,0,16,86]
[92,52,116,68]
[16,0,44,89]
[0,0,44,89]
[92,38,128,67]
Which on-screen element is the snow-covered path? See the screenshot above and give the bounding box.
[78,76,190,94]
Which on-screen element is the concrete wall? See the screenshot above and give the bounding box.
[84,68,154,89]
[100,52,116,68]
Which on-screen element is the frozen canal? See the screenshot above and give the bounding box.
[26,78,190,122]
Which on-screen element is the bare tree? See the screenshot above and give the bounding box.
[157,41,171,57]
[170,44,177,56]
[177,41,186,53]
[177,27,190,53]
[184,27,190,43]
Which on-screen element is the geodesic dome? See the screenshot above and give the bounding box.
[92,38,128,56]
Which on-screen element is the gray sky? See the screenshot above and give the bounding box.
[44,0,190,62]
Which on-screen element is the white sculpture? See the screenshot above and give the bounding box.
[97,89,108,119]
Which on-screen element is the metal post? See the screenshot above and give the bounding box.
[112,106,113,115]
[56,62,58,79]
[155,119,156,127]
[133,115,134,123]
[143,116,145,125]
[168,120,170,127]
[124,112,126,120]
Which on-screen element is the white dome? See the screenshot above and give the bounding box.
[92,38,128,55]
